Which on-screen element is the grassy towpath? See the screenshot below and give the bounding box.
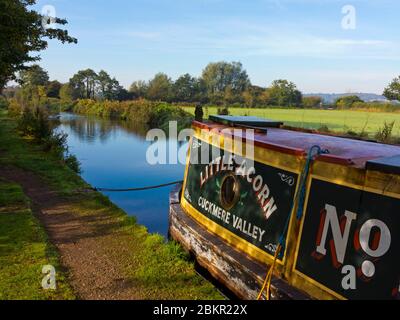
[0,111,223,300]
[0,177,75,299]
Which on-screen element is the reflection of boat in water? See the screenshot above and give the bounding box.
[169,115,400,300]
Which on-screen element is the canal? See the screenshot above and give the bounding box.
[57,112,187,236]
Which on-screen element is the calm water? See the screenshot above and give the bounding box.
[57,113,187,236]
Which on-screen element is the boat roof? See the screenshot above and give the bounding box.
[209,115,283,128]
[192,117,400,170]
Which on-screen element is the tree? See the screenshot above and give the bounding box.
[97,70,112,99]
[223,85,239,105]
[17,64,49,107]
[335,95,364,109]
[59,83,73,102]
[96,70,123,100]
[173,73,198,102]
[259,88,272,105]
[0,0,77,92]
[68,69,126,101]
[19,64,49,87]
[242,89,254,108]
[383,76,400,101]
[201,61,250,103]
[267,80,302,107]
[242,85,265,108]
[146,73,172,101]
[69,69,98,99]
[46,80,62,98]
[302,96,322,108]
[193,78,208,103]
[129,80,148,99]
[115,88,133,101]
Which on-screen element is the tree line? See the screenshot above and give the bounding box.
[7,62,400,110]
[128,62,305,107]
[6,62,311,108]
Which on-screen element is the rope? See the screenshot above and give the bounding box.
[92,180,183,192]
[256,244,282,300]
[257,145,329,300]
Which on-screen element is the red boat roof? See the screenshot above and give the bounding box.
[192,120,400,168]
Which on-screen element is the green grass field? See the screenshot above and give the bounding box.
[183,107,400,137]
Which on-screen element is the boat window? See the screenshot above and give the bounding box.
[220,173,240,210]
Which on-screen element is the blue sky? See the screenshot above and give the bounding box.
[33,0,400,93]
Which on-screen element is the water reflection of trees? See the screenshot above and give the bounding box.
[60,113,149,144]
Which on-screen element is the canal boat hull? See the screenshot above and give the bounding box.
[169,184,309,300]
[169,117,400,300]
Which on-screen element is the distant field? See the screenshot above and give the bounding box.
[183,107,400,137]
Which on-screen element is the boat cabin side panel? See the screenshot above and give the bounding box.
[179,122,399,300]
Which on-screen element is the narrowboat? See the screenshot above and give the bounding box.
[168,115,399,300]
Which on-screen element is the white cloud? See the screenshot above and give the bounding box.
[118,20,399,60]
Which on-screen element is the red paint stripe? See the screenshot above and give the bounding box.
[371,229,381,251]
[318,154,354,166]
[316,209,327,247]
[353,228,361,251]
[329,239,341,269]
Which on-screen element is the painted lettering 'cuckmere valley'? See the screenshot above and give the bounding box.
[198,197,266,242]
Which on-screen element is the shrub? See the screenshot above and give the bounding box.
[149,103,193,131]
[335,95,364,109]
[64,154,81,173]
[194,104,204,122]
[351,101,400,113]
[43,131,68,157]
[42,131,81,173]
[317,125,330,133]
[346,130,368,138]
[7,98,23,117]
[375,121,395,143]
[217,106,229,115]
[17,106,52,141]
[0,96,8,109]
[73,99,193,130]
[14,105,81,173]
[302,96,322,108]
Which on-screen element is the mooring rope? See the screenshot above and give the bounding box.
[91,180,183,192]
[257,145,329,300]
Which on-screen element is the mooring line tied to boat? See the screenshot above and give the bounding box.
[92,180,184,192]
[257,144,329,301]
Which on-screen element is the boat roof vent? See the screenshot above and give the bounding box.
[366,154,400,175]
[208,115,283,128]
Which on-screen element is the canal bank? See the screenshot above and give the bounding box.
[0,111,223,300]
